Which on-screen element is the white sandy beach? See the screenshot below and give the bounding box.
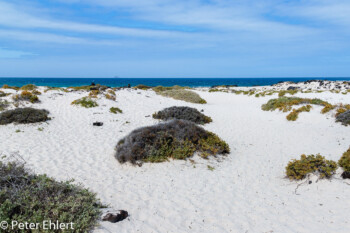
[1,84,350,233]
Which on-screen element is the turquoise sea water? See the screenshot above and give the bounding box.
[0,77,349,88]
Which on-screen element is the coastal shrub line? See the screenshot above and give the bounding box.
[110,107,122,114]
[115,120,229,164]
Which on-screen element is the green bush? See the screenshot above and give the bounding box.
[0,108,50,125]
[71,97,98,108]
[286,105,312,121]
[262,97,332,113]
[157,89,207,104]
[0,160,103,233]
[110,107,122,114]
[153,106,212,124]
[12,91,39,103]
[115,120,230,164]
[339,148,350,172]
[286,154,337,180]
[20,84,37,91]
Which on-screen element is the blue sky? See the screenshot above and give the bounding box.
[0,0,349,78]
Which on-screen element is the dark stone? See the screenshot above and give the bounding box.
[128,84,131,88]
[91,82,96,86]
[341,171,350,179]
[90,86,99,91]
[102,210,128,223]
[308,181,312,184]
[93,122,103,126]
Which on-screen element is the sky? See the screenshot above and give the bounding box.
[0,0,349,78]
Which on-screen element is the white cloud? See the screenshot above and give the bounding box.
[0,47,33,58]
[0,2,189,38]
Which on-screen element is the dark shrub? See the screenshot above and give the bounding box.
[339,148,350,172]
[115,120,230,164]
[336,110,350,126]
[0,160,103,232]
[0,108,50,125]
[286,154,337,180]
[153,106,212,124]
[0,100,9,111]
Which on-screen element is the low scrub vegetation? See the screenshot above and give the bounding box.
[286,105,312,121]
[71,97,98,108]
[262,97,332,113]
[286,154,337,180]
[44,87,68,92]
[134,84,152,90]
[12,91,39,103]
[20,84,37,91]
[0,159,103,232]
[336,110,350,126]
[115,120,230,164]
[110,107,122,114]
[105,93,116,101]
[153,106,212,124]
[0,100,9,111]
[2,84,20,91]
[339,148,350,172]
[0,108,50,125]
[158,89,207,104]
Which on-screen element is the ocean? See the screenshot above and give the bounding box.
[0,77,350,88]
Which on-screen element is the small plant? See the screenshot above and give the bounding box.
[286,154,337,180]
[105,93,116,101]
[15,129,21,133]
[71,97,98,108]
[153,106,212,124]
[339,148,350,172]
[13,91,39,103]
[110,107,122,114]
[37,127,44,131]
[115,120,230,164]
[0,108,50,125]
[89,90,100,98]
[207,165,215,171]
[32,90,42,95]
[286,105,312,121]
[107,89,116,95]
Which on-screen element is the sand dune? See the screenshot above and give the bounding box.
[0,85,350,233]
